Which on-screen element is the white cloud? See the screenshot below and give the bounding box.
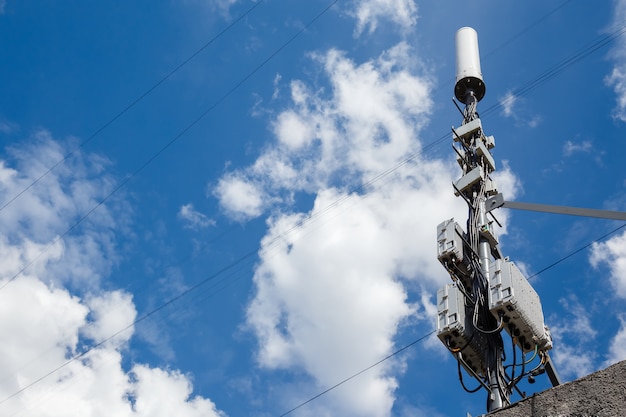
[273,110,314,150]
[606,67,626,122]
[0,132,225,417]
[82,290,137,348]
[0,132,123,290]
[590,229,626,298]
[0,119,17,133]
[489,161,522,241]
[550,296,598,379]
[0,276,88,383]
[603,315,626,367]
[247,178,461,416]
[195,0,238,17]
[558,296,597,338]
[214,173,266,220]
[272,73,282,100]
[498,91,540,128]
[563,140,592,157]
[129,365,225,417]
[604,316,626,366]
[491,160,521,201]
[216,40,520,415]
[215,42,434,221]
[351,0,418,36]
[526,115,541,128]
[178,203,215,230]
[552,341,597,380]
[605,0,626,122]
[499,91,517,117]
[563,138,604,165]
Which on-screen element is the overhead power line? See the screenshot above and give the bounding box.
[1,0,609,294]
[434,0,576,95]
[482,0,574,61]
[482,22,626,118]
[3,3,625,409]
[278,330,436,417]
[0,0,341,292]
[378,21,626,180]
[0,0,577,219]
[0,246,260,407]
[0,0,345,404]
[0,0,265,214]
[527,222,626,280]
[4,202,620,410]
[3,11,624,400]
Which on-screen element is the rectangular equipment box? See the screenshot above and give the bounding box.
[454,166,484,196]
[452,119,482,143]
[475,140,496,172]
[488,259,553,352]
[437,283,487,375]
[437,219,465,266]
[436,219,472,291]
[484,135,495,149]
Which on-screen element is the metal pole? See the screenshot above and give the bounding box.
[435,27,556,414]
[479,197,504,411]
[463,90,507,411]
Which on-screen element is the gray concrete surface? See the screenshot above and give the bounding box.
[488,360,626,417]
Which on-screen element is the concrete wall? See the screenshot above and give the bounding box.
[490,360,626,417]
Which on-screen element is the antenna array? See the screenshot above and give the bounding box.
[435,27,559,413]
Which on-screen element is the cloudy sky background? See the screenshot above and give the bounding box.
[0,1,625,416]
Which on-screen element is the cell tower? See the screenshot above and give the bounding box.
[435,27,559,412]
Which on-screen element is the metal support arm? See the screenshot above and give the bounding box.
[486,193,626,221]
[544,353,562,387]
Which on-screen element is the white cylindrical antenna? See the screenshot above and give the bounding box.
[455,27,486,103]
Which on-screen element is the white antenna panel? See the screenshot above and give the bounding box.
[455,27,486,103]
[437,283,488,375]
[489,259,553,352]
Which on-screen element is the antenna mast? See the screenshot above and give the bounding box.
[435,27,558,413]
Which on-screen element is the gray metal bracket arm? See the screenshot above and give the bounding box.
[544,353,562,387]
[486,193,626,221]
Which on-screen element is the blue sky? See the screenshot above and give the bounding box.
[0,1,625,416]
